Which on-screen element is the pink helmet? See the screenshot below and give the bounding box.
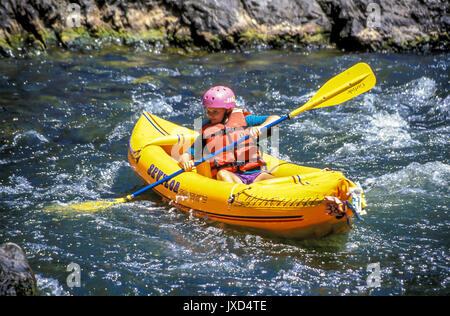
[202,86,235,109]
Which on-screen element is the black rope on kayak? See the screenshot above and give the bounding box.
[338,201,363,229]
[227,186,252,209]
[345,214,352,229]
[230,187,322,208]
[345,200,363,221]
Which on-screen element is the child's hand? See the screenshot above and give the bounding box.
[249,126,261,138]
[178,153,195,171]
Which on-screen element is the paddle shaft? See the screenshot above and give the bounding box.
[127,115,288,200]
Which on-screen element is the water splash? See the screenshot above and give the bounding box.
[364,111,419,148]
[364,161,450,195]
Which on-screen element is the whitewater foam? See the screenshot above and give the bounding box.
[97,160,130,193]
[364,112,419,148]
[13,130,49,146]
[409,77,436,103]
[0,175,34,195]
[35,274,70,296]
[364,161,450,195]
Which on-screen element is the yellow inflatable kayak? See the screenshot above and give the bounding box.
[128,111,366,239]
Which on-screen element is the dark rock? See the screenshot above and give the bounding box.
[243,0,328,27]
[0,0,448,57]
[0,242,38,296]
[316,0,449,51]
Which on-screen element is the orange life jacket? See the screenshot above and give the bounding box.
[201,109,266,178]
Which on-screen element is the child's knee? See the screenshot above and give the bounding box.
[216,169,229,180]
[217,169,242,184]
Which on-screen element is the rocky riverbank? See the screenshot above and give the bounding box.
[0,0,448,57]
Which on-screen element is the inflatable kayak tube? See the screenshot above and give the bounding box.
[128,111,367,239]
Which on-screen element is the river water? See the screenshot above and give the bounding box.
[0,47,448,296]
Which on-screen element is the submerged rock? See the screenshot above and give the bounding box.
[0,0,448,57]
[0,242,38,296]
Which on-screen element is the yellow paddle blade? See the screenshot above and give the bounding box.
[44,197,129,213]
[290,63,376,117]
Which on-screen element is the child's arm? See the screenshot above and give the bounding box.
[249,115,281,138]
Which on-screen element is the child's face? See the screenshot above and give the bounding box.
[206,107,227,124]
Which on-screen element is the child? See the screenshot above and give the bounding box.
[178,86,280,184]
